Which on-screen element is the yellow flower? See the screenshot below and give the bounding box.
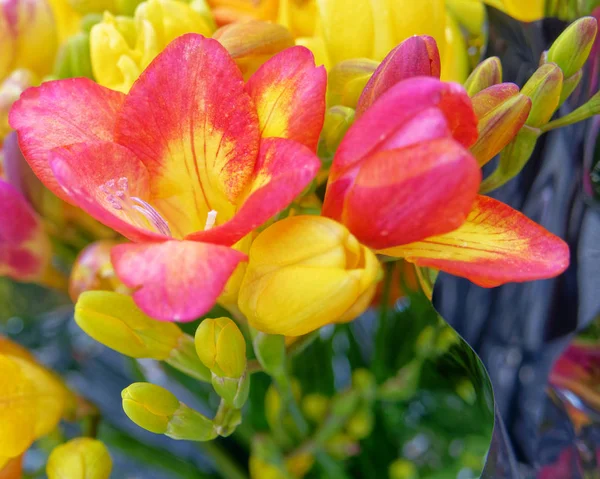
[46,438,112,479]
[238,216,381,337]
[90,0,214,92]
[0,337,69,466]
[481,0,544,22]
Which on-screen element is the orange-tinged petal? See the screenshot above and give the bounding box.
[356,35,441,117]
[116,33,261,237]
[111,240,246,321]
[379,196,570,287]
[9,79,125,202]
[0,455,23,478]
[341,138,481,250]
[49,142,165,242]
[187,138,319,246]
[246,46,326,151]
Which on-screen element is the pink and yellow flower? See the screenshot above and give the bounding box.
[10,34,325,321]
[322,42,569,287]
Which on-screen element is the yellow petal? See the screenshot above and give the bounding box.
[47,438,112,479]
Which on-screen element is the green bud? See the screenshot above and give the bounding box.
[325,433,359,460]
[352,369,376,397]
[547,16,598,78]
[331,390,360,418]
[470,83,532,166]
[302,393,330,423]
[479,125,540,193]
[558,69,583,106]
[121,383,217,441]
[389,459,418,479]
[211,372,250,409]
[378,360,422,401]
[464,56,503,96]
[213,402,243,437]
[54,33,94,80]
[195,317,247,379]
[327,59,378,108]
[521,63,563,127]
[253,332,286,377]
[75,291,183,361]
[319,106,355,160]
[346,407,374,440]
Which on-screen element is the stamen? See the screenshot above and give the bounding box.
[99,177,172,237]
[204,210,218,230]
[131,197,172,237]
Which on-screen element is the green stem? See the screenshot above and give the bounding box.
[373,262,394,382]
[541,91,600,132]
[274,371,310,438]
[199,441,249,479]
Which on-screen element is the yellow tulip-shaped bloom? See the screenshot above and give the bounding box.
[482,0,544,22]
[46,438,112,479]
[0,337,70,467]
[90,0,214,92]
[238,216,381,337]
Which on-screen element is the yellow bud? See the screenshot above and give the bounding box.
[285,452,314,478]
[0,0,59,78]
[238,216,381,337]
[46,438,112,479]
[214,20,294,80]
[90,12,142,92]
[302,393,329,423]
[195,317,247,379]
[326,433,358,460]
[75,291,183,360]
[346,407,374,440]
[249,456,286,479]
[122,383,217,440]
[264,379,301,433]
[122,382,180,434]
[389,458,418,479]
[464,57,503,96]
[327,59,378,108]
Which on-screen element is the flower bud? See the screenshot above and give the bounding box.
[46,438,112,479]
[75,291,183,360]
[253,332,285,376]
[327,59,378,108]
[214,20,294,80]
[389,458,418,479]
[326,433,359,460]
[356,35,440,116]
[122,383,217,440]
[0,69,37,140]
[464,57,503,96]
[480,125,540,193]
[319,106,355,159]
[302,393,329,423]
[346,406,374,440]
[547,16,598,78]
[54,32,94,79]
[195,317,247,379]
[558,69,583,106]
[470,83,532,166]
[238,216,381,337]
[69,241,126,301]
[0,0,58,79]
[520,63,563,127]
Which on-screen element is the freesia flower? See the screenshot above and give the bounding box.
[10,34,325,321]
[322,73,569,287]
[0,178,51,282]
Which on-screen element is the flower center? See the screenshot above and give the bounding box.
[100,177,172,237]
